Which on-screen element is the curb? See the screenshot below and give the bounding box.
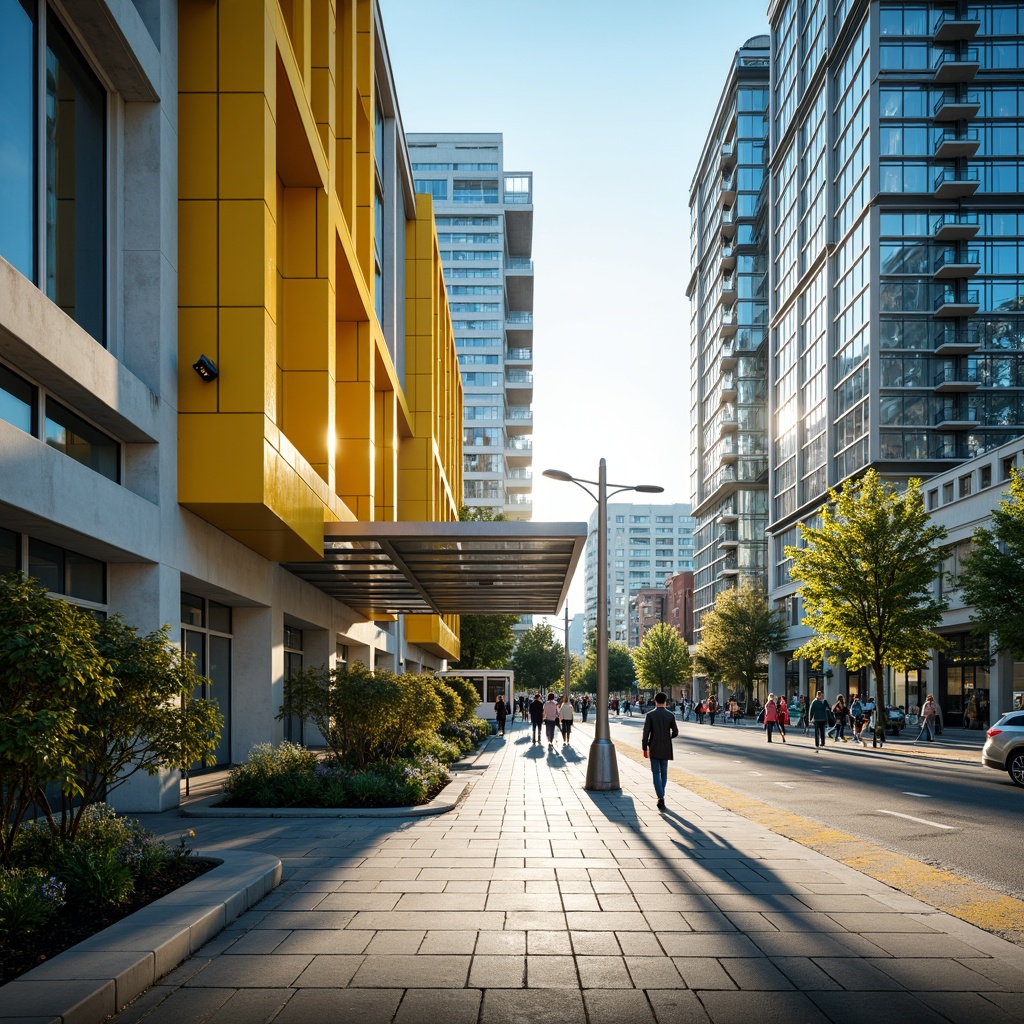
[0,850,282,1024]
[180,773,474,819]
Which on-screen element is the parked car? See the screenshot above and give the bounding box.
[982,712,1024,788]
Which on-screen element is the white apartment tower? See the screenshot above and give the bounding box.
[407,133,534,520]
[584,503,695,645]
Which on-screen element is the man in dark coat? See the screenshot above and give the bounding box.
[528,692,545,743]
[641,692,679,809]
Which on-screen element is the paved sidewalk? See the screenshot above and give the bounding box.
[112,719,1024,1024]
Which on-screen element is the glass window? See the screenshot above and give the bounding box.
[181,591,204,626]
[66,548,104,602]
[46,11,106,343]
[209,600,232,634]
[0,527,19,573]
[28,538,65,595]
[414,179,447,200]
[0,0,36,279]
[44,398,120,482]
[0,362,36,434]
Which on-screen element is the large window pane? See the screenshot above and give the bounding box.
[66,549,104,603]
[28,538,63,594]
[44,398,120,482]
[0,362,36,434]
[0,0,35,279]
[0,527,19,573]
[46,12,106,344]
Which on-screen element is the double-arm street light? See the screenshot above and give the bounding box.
[543,459,664,791]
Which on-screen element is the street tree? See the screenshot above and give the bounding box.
[632,622,692,695]
[956,467,1024,658]
[451,505,519,669]
[786,469,947,745]
[510,623,565,693]
[695,583,787,710]
[577,640,636,695]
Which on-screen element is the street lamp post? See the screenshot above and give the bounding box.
[543,459,663,791]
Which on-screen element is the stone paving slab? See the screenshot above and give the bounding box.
[9,719,1024,1024]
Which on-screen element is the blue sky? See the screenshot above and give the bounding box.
[378,0,770,613]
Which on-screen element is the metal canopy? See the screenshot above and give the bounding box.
[282,520,587,615]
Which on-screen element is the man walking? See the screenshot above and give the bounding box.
[808,689,831,751]
[642,692,679,809]
[529,692,544,744]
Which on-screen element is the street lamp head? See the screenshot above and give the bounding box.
[634,484,665,493]
[542,468,574,482]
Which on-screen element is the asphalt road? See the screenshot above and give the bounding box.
[585,713,1024,902]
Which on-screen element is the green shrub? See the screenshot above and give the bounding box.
[0,868,66,935]
[440,676,481,721]
[402,733,462,764]
[429,679,463,724]
[57,846,134,906]
[222,742,320,806]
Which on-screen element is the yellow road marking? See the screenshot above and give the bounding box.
[614,739,1024,947]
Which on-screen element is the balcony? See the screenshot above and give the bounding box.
[721,174,736,204]
[506,347,533,365]
[933,365,980,392]
[933,325,982,355]
[932,46,979,83]
[933,212,980,241]
[720,274,737,305]
[933,127,979,159]
[505,370,533,385]
[506,468,532,491]
[506,311,533,326]
[933,288,980,317]
[719,437,738,465]
[505,258,533,272]
[506,406,533,427]
[720,243,736,271]
[719,527,739,549]
[721,206,737,237]
[933,166,979,199]
[504,493,533,506]
[717,505,738,523]
[720,340,737,369]
[719,307,738,337]
[933,11,980,42]
[505,436,532,461]
[719,373,737,402]
[719,406,738,437]
[933,407,978,429]
[932,89,981,121]
[932,247,980,280]
[720,141,735,169]
[717,558,740,578]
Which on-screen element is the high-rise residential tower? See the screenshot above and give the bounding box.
[584,503,695,645]
[767,1,1024,699]
[688,36,771,645]
[406,134,534,520]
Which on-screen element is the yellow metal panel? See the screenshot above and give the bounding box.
[336,379,371,436]
[178,200,218,307]
[178,413,266,506]
[336,319,359,379]
[218,0,274,94]
[219,93,275,201]
[179,93,218,199]
[178,307,218,413]
[218,200,275,308]
[282,277,333,370]
[218,307,273,413]
[281,187,317,278]
[405,614,459,660]
[179,0,218,92]
[283,370,332,470]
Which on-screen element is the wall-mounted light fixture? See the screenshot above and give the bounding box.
[192,354,218,382]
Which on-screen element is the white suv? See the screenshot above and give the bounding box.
[982,711,1024,788]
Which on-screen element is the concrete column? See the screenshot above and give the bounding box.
[233,605,277,758]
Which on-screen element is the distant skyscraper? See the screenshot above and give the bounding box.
[406,133,534,520]
[766,1,1024,700]
[688,35,771,645]
[584,503,695,645]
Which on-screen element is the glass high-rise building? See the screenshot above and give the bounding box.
[584,503,695,645]
[767,0,1024,697]
[688,36,771,645]
[406,133,534,520]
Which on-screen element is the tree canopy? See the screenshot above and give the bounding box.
[632,622,691,694]
[786,469,947,739]
[577,639,636,695]
[956,467,1024,658]
[510,623,565,693]
[694,583,787,706]
[450,505,520,669]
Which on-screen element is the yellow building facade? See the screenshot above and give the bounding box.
[177,0,461,658]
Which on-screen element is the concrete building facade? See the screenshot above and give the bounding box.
[0,0,463,810]
[406,133,534,522]
[688,36,771,645]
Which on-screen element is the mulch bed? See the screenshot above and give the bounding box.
[0,858,216,987]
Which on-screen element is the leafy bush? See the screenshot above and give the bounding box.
[222,742,320,807]
[439,676,480,721]
[0,869,65,936]
[57,846,134,907]
[402,733,462,764]
[429,679,463,724]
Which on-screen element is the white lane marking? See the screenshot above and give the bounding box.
[749,771,763,776]
[774,782,796,789]
[877,809,955,830]
[902,792,931,798]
